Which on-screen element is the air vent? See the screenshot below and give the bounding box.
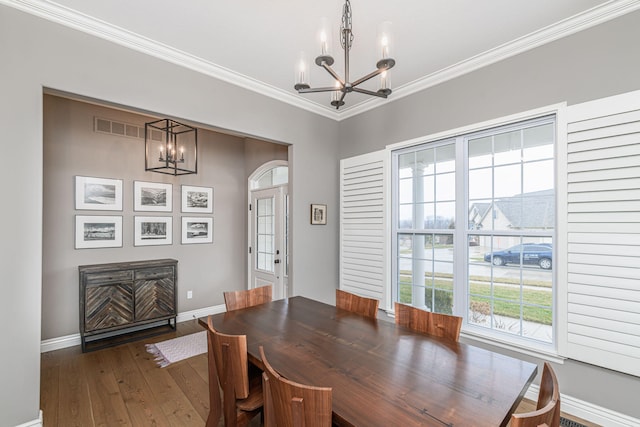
[94,116,144,139]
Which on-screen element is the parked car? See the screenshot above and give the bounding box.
[483,243,552,270]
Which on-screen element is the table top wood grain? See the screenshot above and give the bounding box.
[201,296,537,427]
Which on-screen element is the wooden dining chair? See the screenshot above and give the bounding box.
[205,316,263,427]
[224,285,273,311]
[335,289,379,319]
[394,302,462,342]
[259,345,332,427]
[510,362,560,427]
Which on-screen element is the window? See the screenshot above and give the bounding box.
[393,116,555,347]
[395,142,456,313]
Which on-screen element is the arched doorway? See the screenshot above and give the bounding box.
[247,161,289,300]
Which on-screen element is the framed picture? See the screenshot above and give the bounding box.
[310,204,327,225]
[181,217,213,244]
[134,216,172,246]
[181,185,213,213]
[75,215,123,249]
[75,176,123,211]
[134,181,172,212]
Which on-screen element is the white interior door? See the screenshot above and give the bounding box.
[250,186,288,300]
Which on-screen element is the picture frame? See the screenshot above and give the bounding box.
[181,217,213,244]
[310,204,327,225]
[181,185,213,213]
[134,216,172,246]
[75,215,123,249]
[134,181,172,212]
[75,176,123,211]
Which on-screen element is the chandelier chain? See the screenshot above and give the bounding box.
[340,0,354,50]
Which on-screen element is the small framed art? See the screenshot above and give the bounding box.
[134,181,172,212]
[134,216,172,246]
[75,215,123,249]
[181,217,213,244]
[181,185,213,213]
[310,204,327,225]
[75,176,123,211]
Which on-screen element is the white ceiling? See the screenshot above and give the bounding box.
[13,0,640,118]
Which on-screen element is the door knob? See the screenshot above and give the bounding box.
[274,259,281,264]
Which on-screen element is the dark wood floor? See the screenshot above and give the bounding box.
[41,319,599,427]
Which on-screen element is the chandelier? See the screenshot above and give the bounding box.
[294,0,396,109]
[145,119,198,176]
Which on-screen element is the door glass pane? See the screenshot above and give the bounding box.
[255,166,289,188]
[256,196,275,273]
[285,194,289,277]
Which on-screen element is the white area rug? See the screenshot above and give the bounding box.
[146,331,207,368]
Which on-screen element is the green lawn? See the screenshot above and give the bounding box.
[398,271,552,325]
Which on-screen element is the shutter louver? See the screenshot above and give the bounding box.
[566,90,640,377]
[340,150,389,309]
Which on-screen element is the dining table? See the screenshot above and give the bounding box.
[201,296,537,427]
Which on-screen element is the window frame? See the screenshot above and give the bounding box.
[388,104,568,358]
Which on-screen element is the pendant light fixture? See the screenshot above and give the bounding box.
[145,119,198,176]
[294,0,396,109]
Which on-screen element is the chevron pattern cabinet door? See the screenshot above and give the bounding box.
[135,277,175,321]
[79,259,177,351]
[85,283,133,331]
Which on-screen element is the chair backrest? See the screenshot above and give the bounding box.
[511,362,560,427]
[224,285,273,312]
[259,346,332,427]
[206,317,250,399]
[394,302,462,342]
[335,289,379,319]
[205,317,222,427]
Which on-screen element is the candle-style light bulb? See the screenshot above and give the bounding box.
[294,52,310,90]
[330,80,345,107]
[318,17,332,56]
[381,35,389,59]
[320,31,327,55]
[299,60,306,84]
[380,71,388,90]
[376,21,395,71]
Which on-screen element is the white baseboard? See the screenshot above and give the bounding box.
[14,410,42,427]
[40,304,226,353]
[176,304,226,323]
[525,384,640,427]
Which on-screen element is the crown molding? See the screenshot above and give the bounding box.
[337,0,640,120]
[1,0,337,120]
[3,0,640,122]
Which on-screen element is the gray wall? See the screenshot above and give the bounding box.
[42,95,289,340]
[340,10,640,419]
[0,5,338,426]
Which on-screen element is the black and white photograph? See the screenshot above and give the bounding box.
[181,217,213,244]
[134,216,172,246]
[134,181,172,212]
[181,185,213,213]
[75,176,123,210]
[75,215,123,249]
[310,204,327,225]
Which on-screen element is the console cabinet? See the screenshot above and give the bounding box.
[79,259,177,352]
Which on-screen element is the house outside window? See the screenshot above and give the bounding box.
[392,115,556,347]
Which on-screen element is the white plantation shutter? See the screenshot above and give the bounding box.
[340,150,389,310]
[565,90,640,377]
